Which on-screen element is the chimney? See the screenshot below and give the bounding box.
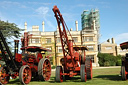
[70,28,72,31]
[42,21,44,32]
[107,39,110,43]
[112,38,115,44]
[24,22,27,32]
[75,21,78,31]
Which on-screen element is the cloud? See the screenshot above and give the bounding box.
[27,2,51,5]
[114,33,128,44]
[35,6,49,17]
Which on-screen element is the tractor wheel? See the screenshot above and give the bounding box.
[55,66,63,82]
[81,54,85,64]
[38,58,51,81]
[121,66,127,80]
[0,67,10,84]
[85,57,93,79]
[19,65,32,84]
[80,65,87,82]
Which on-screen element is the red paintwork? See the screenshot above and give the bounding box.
[21,46,51,52]
[15,53,22,62]
[0,67,10,84]
[10,45,51,84]
[42,59,51,81]
[22,67,31,84]
[0,29,51,84]
[53,5,88,80]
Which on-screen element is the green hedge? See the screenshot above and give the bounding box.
[97,53,122,66]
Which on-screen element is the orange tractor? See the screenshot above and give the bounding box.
[53,5,92,82]
[0,30,51,84]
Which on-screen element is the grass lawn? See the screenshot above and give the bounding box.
[7,67,128,85]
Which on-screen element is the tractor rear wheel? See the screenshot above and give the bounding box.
[80,65,87,82]
[38,58,51,81]
[19,65,31,84]
[85,57,93,79]
[55,66,63,82]
[121,66,127,80]
[0,67,10,84]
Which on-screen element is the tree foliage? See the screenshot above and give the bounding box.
[0,20,23,61]
[0,20,23,38]
[97,53,122,66]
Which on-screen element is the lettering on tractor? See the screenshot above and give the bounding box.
[0,30,51,84]
[120,41,128,80]
[53,5,93,82]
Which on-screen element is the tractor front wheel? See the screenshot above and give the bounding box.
[80,65,87,82]
[19,65,31,84]
[0,67,10,84]
[38,58,51,81]
[121,66,127,80]
[55,66,63,82]
[85,57,93,79]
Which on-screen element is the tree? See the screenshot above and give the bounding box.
[97,53,122,66]
[0,20,23,61]
[0,20,23,38]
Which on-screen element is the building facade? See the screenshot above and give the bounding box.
[98,38,117,56]
[22,9,100,67]
[24,21,99,67]
[81,9,100,67]
[98,38,128,56]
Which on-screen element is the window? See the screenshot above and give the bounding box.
[57,38,60,43]
[105,47,112,50]
[83,37,93,42]
[58,47,62,53]
[46,38,51,44]
[72,37,78,42]
[87,55,94,63]
[46,46,52,50]
[31,38,40,43]
[87,46,94,51]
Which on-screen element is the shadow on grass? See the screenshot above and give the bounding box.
[94,75,122,81]
[8,77,56,84]
[49,76,85,83]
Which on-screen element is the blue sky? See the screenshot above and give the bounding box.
[0,0,128,45]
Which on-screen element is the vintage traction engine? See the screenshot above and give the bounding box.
[0,30,51,84]
[53,6,92,82]
[120,41,128,80]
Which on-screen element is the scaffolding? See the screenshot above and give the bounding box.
[81,9,100,30]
